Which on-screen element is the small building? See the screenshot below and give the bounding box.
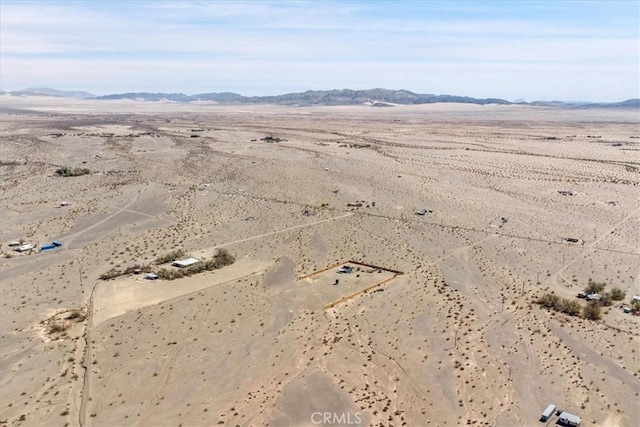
[577,291,588,299]
[540,404,556,422]
[172,257,200,268]
[586,293,601,301]
[558,411,581,426]
[632,295,640,302]
[144,273,158,280]
[8,241,20,247]
[338,265,354,274]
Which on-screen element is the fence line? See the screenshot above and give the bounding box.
[323,274,400,310]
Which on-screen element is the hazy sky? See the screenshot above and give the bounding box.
[1,0,638,101]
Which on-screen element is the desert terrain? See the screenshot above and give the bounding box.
[0,96,639,427]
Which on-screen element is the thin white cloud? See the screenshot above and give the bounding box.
[0,1,637,101]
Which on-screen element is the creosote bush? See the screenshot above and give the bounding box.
[99,264,152,280]
[55,166,91,177]
[610,287,626,301]
[156,249,236,281]
[99,249,235,281]
[153,249,186,265]
[538,289,613,321]
[583,301,602,320]
[585,281,606,294]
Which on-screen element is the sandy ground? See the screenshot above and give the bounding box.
[0,96,639,427]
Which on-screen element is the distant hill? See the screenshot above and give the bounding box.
[530,99,640,109]
[97,88,512,106]
[580,99,640,109]
[96,92,191,102]
[8,87,95,99]
[3,87,638,108]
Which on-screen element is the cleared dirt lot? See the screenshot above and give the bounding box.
[0,97,639,427]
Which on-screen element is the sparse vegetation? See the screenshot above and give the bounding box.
[260,135,283,143]
[585,281,606,294]
[600,292,614,307]
[559,299,582,316]
[99,268,125,280]
[212,248,235,268]
[47,322,69,334]
[65,309,86,321]
[610,287,626,301]
[55,166,91,177]
[583,301,602,320]
[537,293,581,317]
[99,264,153,280]
[153,249,186,265]
[537,293,560,309]
[156,249,235,281]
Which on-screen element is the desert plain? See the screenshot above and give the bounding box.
[0,96,639,427]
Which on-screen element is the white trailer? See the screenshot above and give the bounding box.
[540,404,556,422]
[15,243,34,252]
[558,411,581,426]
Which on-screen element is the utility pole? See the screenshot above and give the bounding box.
[454,330,458,349]
[537,271,540,285]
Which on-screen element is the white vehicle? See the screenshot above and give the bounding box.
[540,404,556,422]
[15,243,35,252]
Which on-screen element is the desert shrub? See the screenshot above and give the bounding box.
[610,287,626,301]
[538,293,560,309]
[202,259,217,271]
[212,248,235,268]
[154,249,186,265]
[156,268,184,280]
[99,268,123,280]
[55,166,91,177]
[538,293,582,317]
[47,322,69,334]
[631,299,640,315]
[560,299,582,316]
[583,301,602,320]
[600,293,614,307]
[123,264,152,275]
[100,264,153,280]
[65,309,86,321]
[585,281,606,294]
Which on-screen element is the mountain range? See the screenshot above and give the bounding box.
[1,87,638,108]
